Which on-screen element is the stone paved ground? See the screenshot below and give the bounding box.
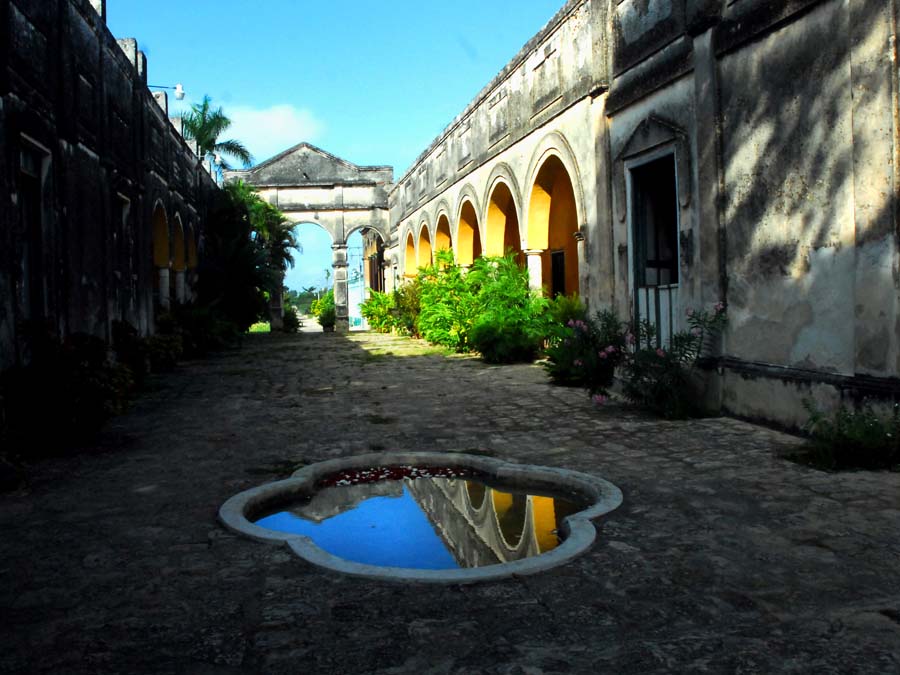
[2,331,900,674]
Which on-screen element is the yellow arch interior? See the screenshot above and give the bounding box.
[417,224,432,268]
[456,201,482,266]
[152,206,169,268]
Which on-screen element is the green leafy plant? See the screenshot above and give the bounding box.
[416,250,480,351]
[800,400,900,470]
[466,254,549,363]
[282,307,301,333]
[360,290,396,333]
[620,303,728,418]
[316,290,336,329]
[392,278,422,337]
[547,293,587,326]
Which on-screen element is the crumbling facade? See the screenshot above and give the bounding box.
[0,0,217,371]
[385,0,900,427]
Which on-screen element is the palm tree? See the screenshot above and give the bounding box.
[182,95,253,170]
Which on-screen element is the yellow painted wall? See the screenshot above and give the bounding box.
[152,207,169,268]
[417,225,432,268]
[456,201,482,265]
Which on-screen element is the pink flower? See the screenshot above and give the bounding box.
[574,359,583,367]
[714,301,726,313]
[686,308,695,317]
[691,327,702,337]
[592,394,609,406]
[605,345,616,354]
[598,351,607,359]
[656,348,666,357]
[567,319,575,327]
[625,332,635,345]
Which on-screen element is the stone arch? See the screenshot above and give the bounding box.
[345,222,390,245]
[404,230,417,278]
[151,201,171,310]
[455,186,483,266]
[171,214,186,272]
[524,132,587,245]
[491,488,527,550]
[525,152,581,297]
[151,200,169,268]
[417,221,433,268]
[434,212,453,258]
[171,213,187,304]
[186,223,198,269]
[484,171,523,261]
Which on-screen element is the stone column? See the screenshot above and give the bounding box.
[268,275,284,330]
[174,270,186,304]
[332,243,350,333]
[574,231,587,301]
[524,250,544,292]
[157,268,170,310]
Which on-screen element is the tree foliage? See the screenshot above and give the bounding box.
[198,181,297,332]
[182,95,253,170]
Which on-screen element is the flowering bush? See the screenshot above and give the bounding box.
[543,309,629,395]
[619,303,727,418]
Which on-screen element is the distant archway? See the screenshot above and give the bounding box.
[485,181,522,262]
[527,155,580,296]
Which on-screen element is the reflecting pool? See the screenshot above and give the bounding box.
[253,466,584,570]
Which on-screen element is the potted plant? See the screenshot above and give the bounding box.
[318,305,336,332]
[315,290,336,332]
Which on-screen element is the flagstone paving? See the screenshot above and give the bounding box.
[2,331,900,674]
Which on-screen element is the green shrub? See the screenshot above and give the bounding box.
[800,400,900,470]
[146,334,183,371]
[317,290,336,328]
[547,293,587,326]
[360,290,396,333]
[469,319,543,364]
[416,251,480,351]
[248,321,270,333]
[112,320,149,387]
[392,279,422,337]
[172,305,240,355]
[544,310,628,393]
[466,254,549,363]
[619,304,727,418]
[282,307,301,333]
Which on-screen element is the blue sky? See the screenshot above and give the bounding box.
[108,0,564,290]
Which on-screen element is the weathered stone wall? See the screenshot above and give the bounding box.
[0,0,217,370]
[387,0,900,427]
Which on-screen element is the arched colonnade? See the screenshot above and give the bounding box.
[400,134,584,299]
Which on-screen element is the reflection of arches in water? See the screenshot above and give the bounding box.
[491,489,526,549]
[414,477,577,566]
[465,480,486,509]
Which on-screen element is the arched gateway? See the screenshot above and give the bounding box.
[226,143,393,332]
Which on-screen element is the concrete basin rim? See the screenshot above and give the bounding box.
[218,451,623,583]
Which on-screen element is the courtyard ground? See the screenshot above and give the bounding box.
[2,330,899,674]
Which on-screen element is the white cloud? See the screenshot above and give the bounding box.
[224,104,324,166]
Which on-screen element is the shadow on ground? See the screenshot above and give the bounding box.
[2,331,899,673]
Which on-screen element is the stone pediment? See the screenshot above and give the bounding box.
[241,142,391,187]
